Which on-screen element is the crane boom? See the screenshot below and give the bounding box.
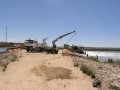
[43,37,48,44]
[52,31,76,48]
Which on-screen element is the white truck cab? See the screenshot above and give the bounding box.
[25,39,38,52]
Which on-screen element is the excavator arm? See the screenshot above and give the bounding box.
[52,31,76,48]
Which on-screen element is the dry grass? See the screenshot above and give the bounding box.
[11,53,18,62]
[0,51,19,71]
[32,65,72,80]
[80,65,96,79]
[109,84,120,90]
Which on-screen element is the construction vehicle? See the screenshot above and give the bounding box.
[25,39,39,52]
[64,44,84,54]
[72,45,84,54]
[25,38,49,52]
[25,31,76,54]
[42,37,48,46]
[51,30,76,54]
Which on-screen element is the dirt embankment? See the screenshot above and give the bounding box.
[73,56,120,90]
[0,49,22,71]
[0,50,97,90]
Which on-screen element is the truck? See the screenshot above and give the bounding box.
[25,39,39,52]
[25,31,76,54]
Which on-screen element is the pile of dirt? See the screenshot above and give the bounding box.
[62,49,73,56]
[32,65,72,80]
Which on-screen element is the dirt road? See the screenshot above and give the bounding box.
[0,50,97,90]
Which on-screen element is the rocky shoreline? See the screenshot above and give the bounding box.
[0,49,20,71]
[73,56,120,90]
[0,52,10,71]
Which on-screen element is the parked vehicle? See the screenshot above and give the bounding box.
[25,31,76,54]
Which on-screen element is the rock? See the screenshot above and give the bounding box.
[0,59,9,71]
[98,66,102,70]
[64,85,66,87]
[92,79,101,87]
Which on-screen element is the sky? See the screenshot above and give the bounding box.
[0,0,120,47]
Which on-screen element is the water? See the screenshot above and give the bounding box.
[0,48,8,53]
[85,51,120,62]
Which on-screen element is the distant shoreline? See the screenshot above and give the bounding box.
[84,47,120,51]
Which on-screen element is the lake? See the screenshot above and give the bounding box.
[0,48,8,53]
[85,51,120,62]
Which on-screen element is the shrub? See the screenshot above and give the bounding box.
[11,54,18,62]
[109,84,120,90]
[74,63,79,67]
[105,59,120,67]
[107,59,114,63]
[88,56,99,62]
[80,65,96,78]
[91,74,96,78]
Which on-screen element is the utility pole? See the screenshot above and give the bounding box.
[5,26,7,43]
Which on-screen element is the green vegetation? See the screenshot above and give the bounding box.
[80,65,96,78]
[11,54,18,62]
[109,84,120,90]
[88,56,100,62]
[0,43,14,47]
[107,59,114,63]
[104,59,120,66]
[84,47,120,51]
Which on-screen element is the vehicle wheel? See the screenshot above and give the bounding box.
[47,51,50,54]
[55,50,58,54]
[34,48,38,52]
[26,49,29,52]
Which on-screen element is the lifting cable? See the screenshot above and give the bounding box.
[66,32,76,44]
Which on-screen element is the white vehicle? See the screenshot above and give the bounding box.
[25,39,39,52]
[25,31,76,54]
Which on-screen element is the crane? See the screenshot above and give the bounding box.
[25,31,76,54]
[42,37,48,46]
[52,31,76,49]
[43,37,48,44]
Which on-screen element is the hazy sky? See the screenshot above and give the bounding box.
[0,0,120,47]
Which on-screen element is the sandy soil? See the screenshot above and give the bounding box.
[0,50,97,90]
